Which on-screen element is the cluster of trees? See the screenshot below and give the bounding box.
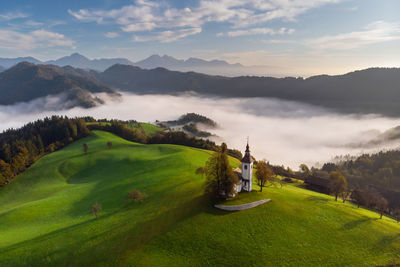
[319,151,400,192]
[302,166,393,220]
[204,143,239,199]
[166,113,217,127]
[88,122,147,143]
[0,116,90,186]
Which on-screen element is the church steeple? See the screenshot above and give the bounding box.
[240,138,254,192]
[241,140,253,163]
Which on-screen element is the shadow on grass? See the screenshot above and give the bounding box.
[0,194,210,267]
[340,217,377,230]
[306,196,329,203]
[375,234,400,250]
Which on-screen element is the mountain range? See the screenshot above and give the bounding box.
[2,61,400,116]
[0,53,244,74]
[97,64,400,116]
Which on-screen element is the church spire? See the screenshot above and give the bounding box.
[245,136,250,153]
[241,137,253,163]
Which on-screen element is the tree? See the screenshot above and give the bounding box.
[83,143,89,154]
[299,163,311,177]
[255,160,274,192]
[341,186,353,203]
[394,208,400,223]
[352,188,367,208]
[195,166,207,178]
[127,190,147,202]
[376,197,388,219]
[107,141,113,149]
[329,171,347,201]
[91,202,102,219]
[204,143,239,199]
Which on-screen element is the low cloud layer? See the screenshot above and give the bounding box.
[1,93,400,169]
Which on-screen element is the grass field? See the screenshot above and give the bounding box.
[87,121,164,136]
[125,122,164,136]
[0,131,399,266]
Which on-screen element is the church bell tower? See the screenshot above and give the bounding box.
[241,141,253,191]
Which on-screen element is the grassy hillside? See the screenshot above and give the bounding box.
[125,122,164,136]
[0,131,399,266]
[86,121,164,136]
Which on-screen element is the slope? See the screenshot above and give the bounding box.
[0,131,399,266]
[0,62,116,107]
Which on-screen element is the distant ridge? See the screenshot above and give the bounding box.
[135,54,242,69]
[0,66,5,73]
[0,57,42,69]
[0,62,116,108]
[0,53,245,74]
[1,60,400,116]
[99,64,400,116]
[46,53,134,71]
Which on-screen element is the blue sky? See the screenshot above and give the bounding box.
[1,0,399,76]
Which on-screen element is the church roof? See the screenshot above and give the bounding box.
[241,143,253,163]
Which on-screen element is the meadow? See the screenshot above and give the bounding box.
[0,131,399,266]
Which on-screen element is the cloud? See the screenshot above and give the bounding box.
[1,93,400,169]
[262,39,296,44]
[307,21,400,50]
[0,11,28,21]
[104,32,119,38]
[24,20,44,27]
[68,0,342,42]
[0,29,75,51]
[222,27,295,37]
[133,27,201,43]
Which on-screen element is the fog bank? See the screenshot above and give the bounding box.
[1,93,400,169]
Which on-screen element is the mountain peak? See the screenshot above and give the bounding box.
[69,53,88,59]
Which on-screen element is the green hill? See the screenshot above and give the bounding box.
[0,131,399,266]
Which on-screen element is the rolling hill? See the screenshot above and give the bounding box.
[0,62,117,108]
[0,130,399,266]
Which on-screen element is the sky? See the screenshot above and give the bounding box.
[1,0,400,76]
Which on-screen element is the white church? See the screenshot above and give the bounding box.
[234,142,254,193]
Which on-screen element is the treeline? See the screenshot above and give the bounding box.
[88,122,147,143]
[87,121,242,160]
[0,116,90,186]
[166,113,217,127]
[317,150,400,192]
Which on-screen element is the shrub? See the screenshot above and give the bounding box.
[127,190,147,202]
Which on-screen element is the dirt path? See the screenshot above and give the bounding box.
[214,199,271,211]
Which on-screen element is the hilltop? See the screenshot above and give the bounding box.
[0,62,117,108]
[1,130,399,266]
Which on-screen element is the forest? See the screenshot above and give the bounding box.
[0,116,90,186]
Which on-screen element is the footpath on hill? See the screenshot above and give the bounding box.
[215,199,271,211]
